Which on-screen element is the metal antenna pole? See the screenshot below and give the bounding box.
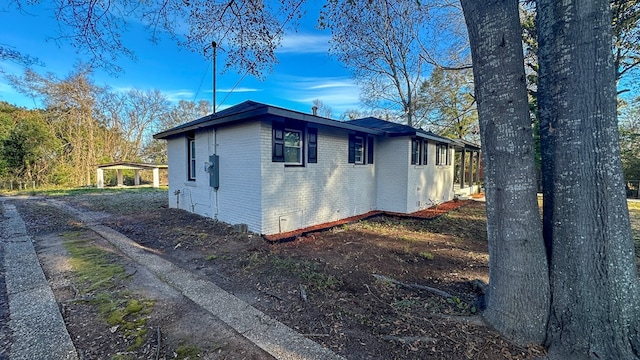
[212,41,217,114]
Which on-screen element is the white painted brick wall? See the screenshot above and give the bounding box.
[165,120,457,236]
[165,124,263,233]
[260,122,377,235]
[215,122,263,232]
[167,130,219,219]
[166,136,186,209]
[407,142,455,212]
[375,138,410,213]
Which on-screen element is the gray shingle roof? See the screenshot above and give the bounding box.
[153,100,480,149]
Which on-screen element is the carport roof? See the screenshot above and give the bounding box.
[97,162,168,170]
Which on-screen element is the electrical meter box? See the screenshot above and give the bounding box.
[209,155,219,189]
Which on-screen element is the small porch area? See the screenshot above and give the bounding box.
[452,140,482,198]
[96,162,168,188]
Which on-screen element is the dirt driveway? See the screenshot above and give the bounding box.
[7,189,545,359]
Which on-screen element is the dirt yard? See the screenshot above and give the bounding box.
[8,188,560,359]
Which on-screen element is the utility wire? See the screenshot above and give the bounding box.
[216,0,306,109]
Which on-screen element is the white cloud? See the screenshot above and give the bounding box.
[278,75,363,116]
[277,33,332,54]
[162,89,196,102]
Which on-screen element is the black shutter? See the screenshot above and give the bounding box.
[367,136,374,164]
[348,134,355,163]
[272,123,285,162]
[445,144,450,165]
[308,128,317,163]
[422,140,428,165]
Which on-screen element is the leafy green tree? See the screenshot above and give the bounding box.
[0,106,60,184]
[0,102,21,177]
[418,66,478,141]
[8,66,106,186]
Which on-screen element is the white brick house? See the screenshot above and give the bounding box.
[153,101,480,236]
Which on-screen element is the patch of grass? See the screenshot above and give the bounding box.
[446,296,477,314]
[9,187,169,215]
[63,234,127,293]
[111,354,135,360]
[271,256,341,290]
[64,233,153,351]
[205,254,218,261]
[244,251,268,269]
[175,344,202,359]
[399,235,415,243]
[419,251,435,260]
[391,298,416,310]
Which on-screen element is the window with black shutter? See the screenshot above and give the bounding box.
[308,128,317,163]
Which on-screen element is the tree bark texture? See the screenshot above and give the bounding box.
[460,0,550,345]
[537,0,640,358]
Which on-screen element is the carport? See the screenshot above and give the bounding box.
[96,162,167,188]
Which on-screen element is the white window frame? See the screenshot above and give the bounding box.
[188,134,196,181]
[436,143,449,166]
[284,129,303,165]
[354,136,364,164]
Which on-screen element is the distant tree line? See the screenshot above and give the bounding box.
[0,66,210,187]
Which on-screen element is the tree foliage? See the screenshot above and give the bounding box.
[418,66,478,141]
[0,103,59,183]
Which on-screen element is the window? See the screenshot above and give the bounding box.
[349,133,370,164]
[354,136,364,164]
[284,129,302,164]
[411,138,429,165]
[436,143,449,165]
[411,138,420,165]
[273,123,305,165]
[187,131,196,181]
[349,133,373,165]
[308,128,317,163]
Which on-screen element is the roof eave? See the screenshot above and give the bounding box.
[153,106,271,139]
[153,105,385,139]
[450,138,482,150]
[266,107,384,135]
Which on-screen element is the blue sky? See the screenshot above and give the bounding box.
[0,2,361,118]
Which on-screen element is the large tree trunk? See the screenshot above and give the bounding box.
[460,0,550,345]
[537,0,640,358]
